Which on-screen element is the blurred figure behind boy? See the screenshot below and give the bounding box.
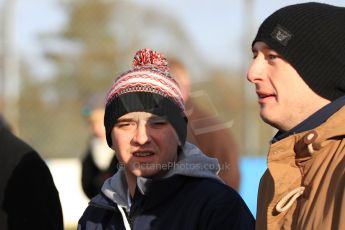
[81,93,119,199]
[169,59,240,191]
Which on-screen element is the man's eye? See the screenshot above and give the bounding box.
[267,52,282,61]
[268,54,278,60]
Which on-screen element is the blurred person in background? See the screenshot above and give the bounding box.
[169,58,240,191]
[0,114,11,132]
[248,2,345,229]
[81,92,119,199]
[78,48,254,229]
[0,113,63,230]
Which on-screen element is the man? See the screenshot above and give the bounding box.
[81,93,119,199]
[0,114,64,229]
[169,58,240,190]
[247,2,345,229]
[78,48,254,229]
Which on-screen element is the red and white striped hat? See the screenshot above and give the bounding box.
[104,48,187,147]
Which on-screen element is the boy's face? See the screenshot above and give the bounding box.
[247,41,330,131]
[111,111,180,178]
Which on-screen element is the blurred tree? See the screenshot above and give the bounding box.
[18,0,207,158]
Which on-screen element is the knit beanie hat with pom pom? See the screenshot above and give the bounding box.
[104,48,187,147]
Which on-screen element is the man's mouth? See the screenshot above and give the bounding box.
[257,92,274,98]
[256,92,276,104]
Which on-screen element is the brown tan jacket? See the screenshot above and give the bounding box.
[185,100,240,190]
[256,106,345,230]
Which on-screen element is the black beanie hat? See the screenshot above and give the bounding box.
[253,2,345,101]
[104,49,187,147]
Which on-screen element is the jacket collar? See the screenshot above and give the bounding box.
[269,105,345,158]
[272,95,345,143]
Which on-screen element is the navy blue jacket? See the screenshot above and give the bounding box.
[0,126,63,230]
[78,175,255,229]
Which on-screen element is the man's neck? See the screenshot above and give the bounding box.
[272,95,345,143]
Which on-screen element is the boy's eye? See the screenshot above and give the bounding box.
[149,118,168,126]
[116,122,132,128]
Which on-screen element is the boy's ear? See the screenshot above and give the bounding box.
[110,136,116,151]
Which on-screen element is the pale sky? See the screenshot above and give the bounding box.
[11,0,345,77]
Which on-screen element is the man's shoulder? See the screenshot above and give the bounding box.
[0,128,42,170]
[0,128,35,156]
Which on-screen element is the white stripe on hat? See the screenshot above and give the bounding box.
[107,70,185,112]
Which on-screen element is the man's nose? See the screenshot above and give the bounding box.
[247,57,265,83]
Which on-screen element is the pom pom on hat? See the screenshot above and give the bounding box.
[132,48,169,75]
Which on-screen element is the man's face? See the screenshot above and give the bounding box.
[247,41,330,131]
[111,111,179,178]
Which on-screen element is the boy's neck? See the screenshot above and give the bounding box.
[124,170,137,198]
